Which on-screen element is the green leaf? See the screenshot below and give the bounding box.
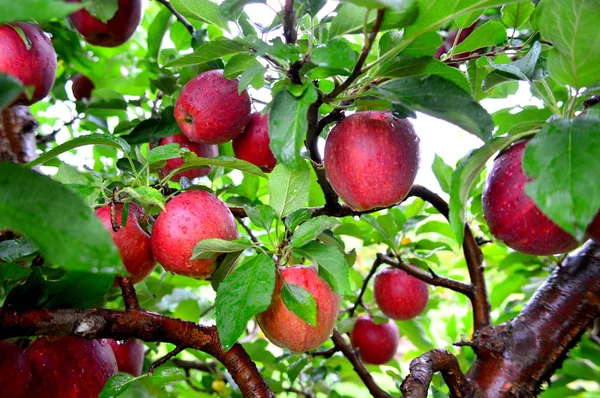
[523,118,600,240]
[167,153,267,179]
[170,0,229,29]
[0,163,122,274]
[0,1,83,24]
[147,7,172,60]
[26,134,130,168]
[238,64,265,92]
[377,55,471,92]
[294,241,351,295]
[122,108,180,145]
[268,84,318,169]
[0,73,23,109]
[99,373,136,398]
[0,262,32,285]
[493,106,552,136]
[220,0,266,18]
[166,39,247,68]
[191,238,253,260]
[0,237,37,262]
[432,155,453,194]
[311,39,358,71]
[148,143,181,165]
[243,204,276,231]
[268,163,311,219]
[402,32,443,57]
[211,251,243,291]
[281,282,317,327]
[121,187,166,210]
[540,0,600,88]
[482,41,543,90]
[329,2,418,38]
[284,208,313,231]
[374,76,494,140]
[452,21,507,54]
[501,2,535,29]
[329,3,368,38]
[45,271,114,309]
[290,217,340,248]
[215,254,276,350]
[224,54,261,80]
[449,133,531,243]
[82,0,118,23]
[150,364,186,385]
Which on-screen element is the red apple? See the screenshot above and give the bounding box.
[159,134,218,182]
[71,73,94,101]
[232,112,277,172]
[350,316,399,365]
[26,337,117,398]
[588,214,600,243]
[150,190,239,278]
[0,23,57,105]
[256,265,341,353]
[106,339,145,376]
[482,140,579,255]
[95,202,156,283]
[174,70,251,144]
[324,111,420,211]
[374,267,429,320]
[0,340,31,398]
[68,0,142,47]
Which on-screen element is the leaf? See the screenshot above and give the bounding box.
[191,238,253,260]
[311,39,358,71]
[268,163,311,219]
[167,153,267,179]
[482,41,543,90]
[147,7,172,60]
[215,254,276,350]
[150,364,186,385]
[166,39,248,68]
[99,373,136,398]
[449,133,531,243]
[243,204,276,231]
[452,21,507,54]
[220,0,266,18]
[0,73,23,109]
[211,251,243,291]
[121,187,166,210]
[122,108,180,145]
[0,237,37,262]
[45,271,114,309]
[329,2,418,38]
[432,155,453,194]
[377,55,471,92]
[284,208,313,231]
[281,283,317,327]
[290,217,340,248]
[0,163,122,274]
[26,134,130,168]
[268,84,318,169]
[329,3,368,38]
[374,76,494,140]
[224,54,261,80]
[148,143,181,165]
[170,0,229,29]
[540,0,600,88]
[0,1,83,24]
[501,2,535,29]
[82,0,118,23]
[294,241,351,295]
[238,64,265,92]
[493,106,553,136]
[523,118,600,240]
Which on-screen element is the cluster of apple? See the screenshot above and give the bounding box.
[0,337,144,397]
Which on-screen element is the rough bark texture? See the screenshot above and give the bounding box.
[0,106,38,163]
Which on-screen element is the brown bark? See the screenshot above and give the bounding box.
[0,106,38,164]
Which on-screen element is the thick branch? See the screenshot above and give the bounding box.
[0,308,274,398]
[155,0,195,35]
[0,106,38,164]
[282,0,297,44]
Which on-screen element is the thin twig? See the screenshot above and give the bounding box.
[236,216,259,244]
[310,346,339,358]
[173,358,218,373]
[37,114,80,145]
[349,257,384,317]
[154,0,195,35]
[149,346,185,374]
[117,276,141,311]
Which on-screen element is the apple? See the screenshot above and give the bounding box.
[26,337,117,397]
[482,140,579,255]
[374,267,429,320]
[350,316,399,365]
[0,340,31,398]
[174,70,251,144]
[71,73,94,101]
[68,0,142,47]
[324,111,420,211]
[95,202,156,283]
[256,265,341,353]
[106,339,145,376]
[0,23,57,105]
[150,190,239,278]
[159,134,218,182]
[232,112,277,172]
[588,214,600,243]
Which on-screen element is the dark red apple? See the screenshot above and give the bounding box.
[0,340,31,398]
[159,134,218,182]
[232,112,277,172]
[256,265,341,353]
[95,202,156,283]
[106,339,145,376]
[150,190,239,278]
[324,111,420,211]
[350,316,399,365]
[174,70,251,144]
[26,337,117,398]
[374,267,429,320]
[587,214,600,243]
[0,23,57,105]
[68,0,142,47]
[71,73,94,101]
[482,140,579,255]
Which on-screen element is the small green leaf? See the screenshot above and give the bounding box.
[243,204,276,231]
[148,143,181,165]
[281,282,317,327]
[0,73,23,109]
[191,238,253,260]
[311,39,358,71]
[268,163,311,219]
[290,217,340,248]
[121,187,165,210]
[44,271,114,309]
[82,0,118,23]
[166,39,248,68]
[170,0,229,29]
[220,0,266,19]
[122,108,180,145]
[0,1,83,24]
[224,54,261,80]
[0,237,38,262]
[211,250,243,291]
[452,21,507,54]
[432,155,453,194]
[482,41,543,90]
[501,2,535,29]
[294,241,351,295]
[238,64,265,92]
[215,254,276,350]
[167,153,267,179]
[284,208,313,232]
[99,373,136,398]
[147,7,172,60]
[150,364,186,385]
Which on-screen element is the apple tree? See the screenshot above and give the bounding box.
[1,0,600,396]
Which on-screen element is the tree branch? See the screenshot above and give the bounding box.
[116,276,140,311]
[149,346,185,374]
[349,257,384,317]
[1,106,38,164]
[154,0,195,35]
[282,0,297,44]
[173,358,218,373]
